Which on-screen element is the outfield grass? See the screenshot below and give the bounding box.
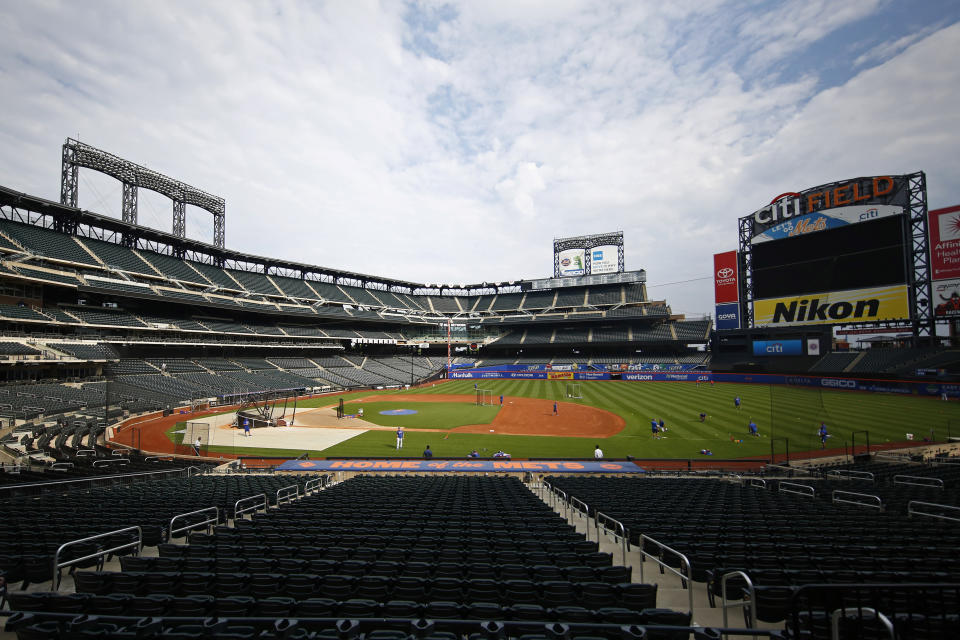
[162,380,960,460]
[318,379,960,459]
[341,401,500,429]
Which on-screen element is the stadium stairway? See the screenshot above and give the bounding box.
[529,478,784,633]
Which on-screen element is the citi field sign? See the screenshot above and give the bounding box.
[749,175,908,235]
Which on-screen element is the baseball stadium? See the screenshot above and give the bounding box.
[0,137,958,639]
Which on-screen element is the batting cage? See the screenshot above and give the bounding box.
[180,421,210,457]
[566,383,582,399]
[476,389,494,406]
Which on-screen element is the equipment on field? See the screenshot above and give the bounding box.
[566,383,582,399]
[476,389,494,406]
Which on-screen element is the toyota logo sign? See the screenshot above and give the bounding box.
[717,267,735,279]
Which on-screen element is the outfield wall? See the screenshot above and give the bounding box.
[450,368,960,397]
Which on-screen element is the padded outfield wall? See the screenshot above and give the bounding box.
[447,366,960,397]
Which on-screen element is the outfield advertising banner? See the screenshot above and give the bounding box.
[929,205,960,281]
[277,459,645,473]
[715,302,741,330]
[751,205,903,245]
[713,251,739,304]
[451,368,958,396]
[752,340,803,356]
[933,278,960,318]
[753,284,910,327]
[589,245,619,274]
[558,249,586,276]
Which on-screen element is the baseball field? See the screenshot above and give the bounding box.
[141,379,960,461]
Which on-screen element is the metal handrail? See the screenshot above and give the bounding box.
[541,480,552,502]
[831,607,894,640]
[234,493,267,520]
[547,486,568,517]
[894,474,944,489]
[832,490,882,511]
[53,526,141,590]
[779,482,815,498]
[50,462,74,470]
[93,458,130,467]
[75,449,96,457]
[304,476,326,494]
[568,496,590,539]
[764,463,814,475]
[827,469,875,482]
[168,506,219,542]
[186,466,204,477]
[747,478,767,488]
[276,484,299,506]
[908,500,960,522]
[721,570,755,630]
[638,534,694,614]
[595,510,628,566]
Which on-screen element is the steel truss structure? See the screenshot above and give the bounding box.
[737,171,934,344]
[60,138,225,248]
[553,231,624,278]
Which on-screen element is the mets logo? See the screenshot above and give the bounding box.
[717,267,735,279]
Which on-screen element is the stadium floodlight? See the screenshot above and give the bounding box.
[60,138,226,248]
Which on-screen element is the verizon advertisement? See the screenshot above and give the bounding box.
[713,251,738,304]
[929,205,960,281]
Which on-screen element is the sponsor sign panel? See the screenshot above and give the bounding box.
[933,278,960,318]
[558,249,586,276]
[751,205,903,244]
[753,285,909,327]
[807,338,821,356]
[929,205,960,281]
[548,372,575,380]
[749,175,907,234]
[752,340,803,356]
[713,251,739,304]
[277,459,645,473]
[589,245,619,274]
[715,302,741,330]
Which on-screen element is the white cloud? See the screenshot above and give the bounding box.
[0,0,956,320]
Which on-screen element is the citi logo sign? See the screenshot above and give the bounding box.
[764,343,788,353]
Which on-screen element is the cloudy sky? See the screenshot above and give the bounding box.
[0,0,958,316]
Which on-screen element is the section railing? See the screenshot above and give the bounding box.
[746,478,767,488]
[233,494,267,520]
[167,506,219,542]
[594,510,628,567]
[304,475,328,495]
[53,526,141,590]
[276,484,300,506]
[830,607,894,640]
[908,500,960,522]
[720,569,755,631]
[568,496,590,538]
[0,468,190,499]
[638,534,694,615]
[778,482,816,499]
[832,490,883,511]
[893,474,944,489]
[826,469,875,482]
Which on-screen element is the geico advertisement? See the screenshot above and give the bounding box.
[754,285,909,326]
